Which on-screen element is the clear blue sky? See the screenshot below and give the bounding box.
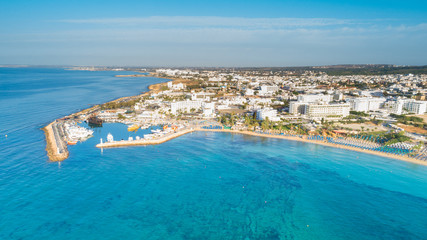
[1,0,427,67]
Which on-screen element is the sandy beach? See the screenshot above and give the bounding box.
[96,128,427,166]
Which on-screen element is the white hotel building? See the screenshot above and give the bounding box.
[256,108,281,121]
[171,100,202,114]
[305,103,350,120]
[384,99,427,115]
[289,94,350,120]
[346,97,386,112]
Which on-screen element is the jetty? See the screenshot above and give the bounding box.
[42,121,69,161]
[96,128,196,148]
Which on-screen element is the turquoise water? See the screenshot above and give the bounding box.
[0,68,427,240]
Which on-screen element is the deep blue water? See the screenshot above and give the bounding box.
[0,68,426,240]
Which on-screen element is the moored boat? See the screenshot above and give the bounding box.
[128,124,140,131]
[87,115,103,127]
[67,140,78,145]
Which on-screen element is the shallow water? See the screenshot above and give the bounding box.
[0,68,426,240]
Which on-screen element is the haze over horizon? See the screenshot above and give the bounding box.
[1,0,427,67]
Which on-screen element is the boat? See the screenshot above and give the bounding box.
[67,140,77,145]
[107,133,114,142]
[87,115,103,127]
[128,124,140,131]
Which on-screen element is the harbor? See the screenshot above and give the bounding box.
[43,119,94,161]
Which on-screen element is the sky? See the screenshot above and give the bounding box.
[1,0,427,67]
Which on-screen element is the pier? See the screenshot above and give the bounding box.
[43,121,69,161]
[96,128,197,148]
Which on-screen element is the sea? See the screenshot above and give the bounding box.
[0,67,426,240]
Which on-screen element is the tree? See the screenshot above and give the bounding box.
[261,118,270,130]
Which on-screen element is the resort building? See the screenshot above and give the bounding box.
[384,99,427,115]
[384,100,405,115]
[202,102,216,117]
[305,103,350,120]
[167,81,186,90]
[256,108,281,121]
[289,94,334,115]
[289,101,307,115]
[171,100,202,114]
[347,97,386,112]
[404,100,427,114]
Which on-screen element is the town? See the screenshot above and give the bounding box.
[44,66,427,163]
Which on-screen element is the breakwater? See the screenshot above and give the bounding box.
[42,122,69,161]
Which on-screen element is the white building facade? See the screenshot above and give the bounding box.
[305,103,350,120]
[171,100,202,114]
[256,108,281,121]
[347,97,386,112]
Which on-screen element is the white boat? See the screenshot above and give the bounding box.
[64,122,93,141]
[151,129,162,134]
[107,133,114,142]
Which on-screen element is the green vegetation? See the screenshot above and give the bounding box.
[218,113,239,127]
[101,99,139,110]
[161,94,187,102]
[350,111,369,117]
[383,132,410,145]
[356,131,410,145]
[390,114,426,129]
[319,65,427,76]
[390,114,423,123]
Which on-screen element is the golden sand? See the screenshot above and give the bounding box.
[96,128,427,167]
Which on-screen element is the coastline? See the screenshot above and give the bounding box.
[96,128,427,167]
[43,74,427,166]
